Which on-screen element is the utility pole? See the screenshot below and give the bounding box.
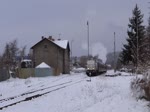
[87,21,91,82]
[70,40,74,71]
[71,40,74,59]
[87,21,90,59]
[70,40,74,62]
[114,32,116,73]
[59,33,61,39]
[148,2,150,14]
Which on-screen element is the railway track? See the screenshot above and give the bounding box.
[0,81,72,103]
[0,75,70,103]
[0,76,87,110]
[27,75,70,90]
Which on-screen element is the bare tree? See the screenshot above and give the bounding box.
[19,46,26,60]
[2,39,19,70]
[3,43,11,69]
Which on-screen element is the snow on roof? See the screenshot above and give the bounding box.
[21,59,32,62]
[53,40,69,49]
[36,62,51,68]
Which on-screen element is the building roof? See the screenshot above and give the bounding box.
[53,40,69,49]
[36,62,51,68]
[31,38,70,50]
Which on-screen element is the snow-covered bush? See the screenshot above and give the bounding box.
[24,78,31,85]
[72,67,86,73]
[131,71,150,101]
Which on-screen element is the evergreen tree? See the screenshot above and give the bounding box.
[120,4,145,67]
[146,17,150,38]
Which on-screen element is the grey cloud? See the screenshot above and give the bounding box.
[0,0,148,56]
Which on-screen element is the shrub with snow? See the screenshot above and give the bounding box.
[24,78,31,85]
[72,67,86,73]
[131,71,150,101]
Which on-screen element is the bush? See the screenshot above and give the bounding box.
[131,72,150,101]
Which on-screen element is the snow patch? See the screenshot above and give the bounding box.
[0,71,149,112]
[105,70,121,77]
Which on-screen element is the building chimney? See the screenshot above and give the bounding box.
[48,36,55,41]
[41,36,45,40]
[48,36,52,40]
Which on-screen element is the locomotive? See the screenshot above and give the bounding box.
[86,59,107,76]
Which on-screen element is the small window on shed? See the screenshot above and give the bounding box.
[44,45,47,48]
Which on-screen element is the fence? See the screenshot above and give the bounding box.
[35,68,54,77]
[0,69,10,82]
[16,68,54,79]
[0,68,56,81]
[16,68,35,79]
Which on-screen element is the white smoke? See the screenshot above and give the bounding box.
[91,43,107,63]
[81,42,88,50]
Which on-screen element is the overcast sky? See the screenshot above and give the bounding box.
[0,0,149,56]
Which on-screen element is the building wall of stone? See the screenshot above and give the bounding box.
[32,39,64,74]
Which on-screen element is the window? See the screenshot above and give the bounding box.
[44,45,47,48]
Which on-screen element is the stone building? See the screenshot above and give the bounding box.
[31,36,70,74]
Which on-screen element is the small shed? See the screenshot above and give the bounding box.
[35,62,54,77]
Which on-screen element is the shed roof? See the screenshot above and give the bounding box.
[36,62,51,68]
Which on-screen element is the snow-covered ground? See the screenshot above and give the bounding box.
[0,71,149,112]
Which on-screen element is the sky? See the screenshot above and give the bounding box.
[0,0,149,57]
